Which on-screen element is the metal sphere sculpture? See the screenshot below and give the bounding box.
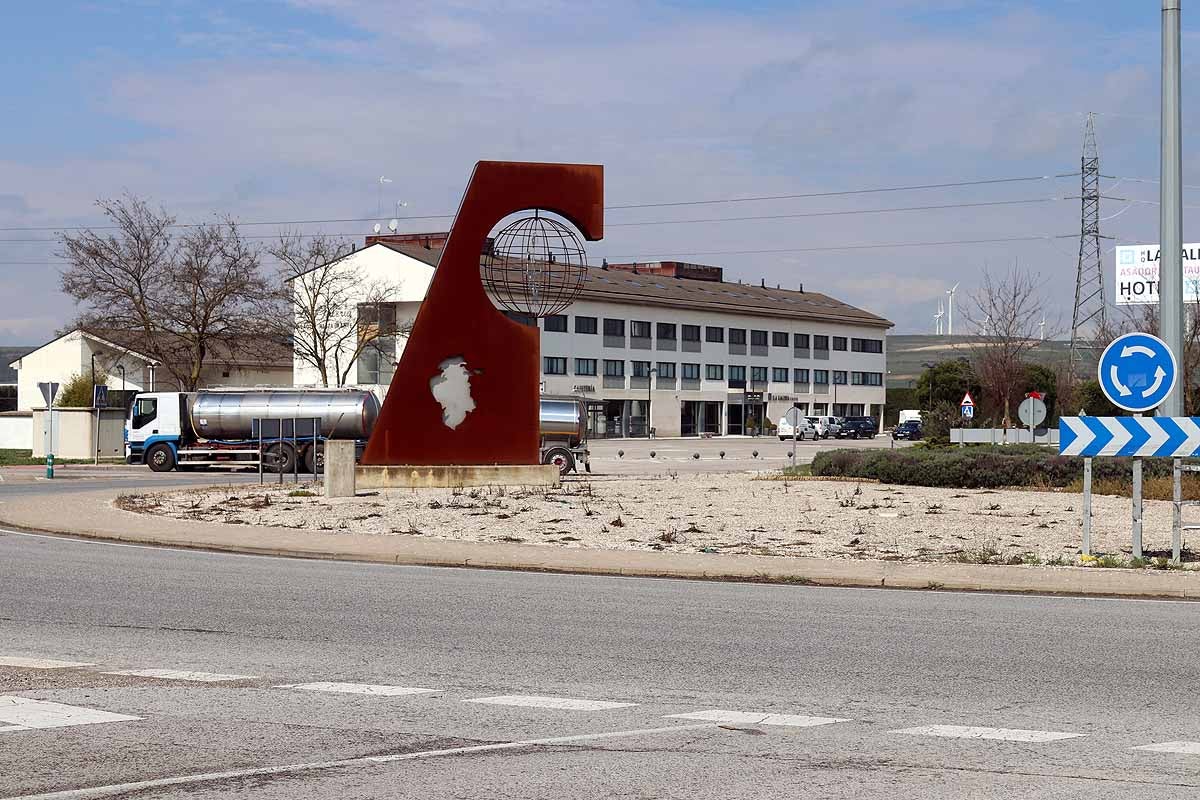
[482,212,588,318]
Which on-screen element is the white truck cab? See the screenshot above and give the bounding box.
[126,392,187,470]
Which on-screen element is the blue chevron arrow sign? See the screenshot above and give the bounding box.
[1059,417,1200,457]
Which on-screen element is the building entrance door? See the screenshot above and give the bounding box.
[702,402,722,435]
[727,403,744,435]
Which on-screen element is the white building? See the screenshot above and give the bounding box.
[8,329,292,412]
[294,233,891,438]
[290,239,434,397]
[536,262,889,437]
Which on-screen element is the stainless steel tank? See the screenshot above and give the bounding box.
[539,397,586,443]
[189,390,381,440]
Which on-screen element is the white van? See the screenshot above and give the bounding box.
[807,416,842,439]
[777,415,818,441]
[898,409,923,425]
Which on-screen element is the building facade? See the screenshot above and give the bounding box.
[535,263,889,437]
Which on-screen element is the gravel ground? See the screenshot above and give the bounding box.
[117,474,1196,565]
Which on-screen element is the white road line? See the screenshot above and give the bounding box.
[1,721,719,800]
[666,709,849,727]
[0,657,94,669]
[276,682,439,696]
[465,695,637,711]
[101,669,256,682]
[1133,741,1200,755]
[0,697,140,732]
[893,725,1083,742]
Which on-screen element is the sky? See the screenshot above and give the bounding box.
[0,0,1196,344]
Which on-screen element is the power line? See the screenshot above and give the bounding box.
[0,233,1079,267]
[0,172,1080,234]
[607,197,1066,228]
[605,174,1078,210]
[596,234,1076,261]
[0,196,1072,243]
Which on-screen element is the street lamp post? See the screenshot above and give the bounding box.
[922,362,936,415]
[646,367,657,439]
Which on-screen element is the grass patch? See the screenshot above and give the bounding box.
[0,449,122,466]
[287,489,315,498]
[1067,473,1200,502]
[811,446,1177,490]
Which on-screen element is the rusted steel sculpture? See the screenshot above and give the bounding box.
[361,161,603,466]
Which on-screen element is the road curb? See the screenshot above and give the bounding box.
[2,487,1199,599]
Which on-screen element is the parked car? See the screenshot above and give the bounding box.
[837,416,878,439]
[892,419,923,440]
[777,415,818,441]
[807,416,842,439]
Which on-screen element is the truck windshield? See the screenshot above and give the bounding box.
[132,398,157,429]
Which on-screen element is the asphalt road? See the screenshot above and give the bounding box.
[2,526,1200,798]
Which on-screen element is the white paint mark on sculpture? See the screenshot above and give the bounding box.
[430,356,476,429]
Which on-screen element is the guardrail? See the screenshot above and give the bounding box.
[950,428,1059,446]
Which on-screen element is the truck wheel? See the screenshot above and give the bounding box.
[303,443,324,475]
[264,442,296,474]
[146,443,175,472]
[543,447,575,476]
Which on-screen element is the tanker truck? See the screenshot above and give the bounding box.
[124,389,590,475]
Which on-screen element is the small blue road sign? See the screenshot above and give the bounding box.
[961,404,974,419]
[1097,332,1178,412]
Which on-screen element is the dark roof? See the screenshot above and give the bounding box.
[374,241,441,267]
[0,347,32,383]
[573,266,891,328]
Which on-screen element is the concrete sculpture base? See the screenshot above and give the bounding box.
[355,464,559,489]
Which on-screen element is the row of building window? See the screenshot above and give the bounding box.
[544,357,882,386]
[540,315,884,354]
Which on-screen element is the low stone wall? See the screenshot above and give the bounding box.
[356,464,559,489]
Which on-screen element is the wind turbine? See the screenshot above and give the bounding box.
[934,300,945,335]
[1039,315,1046,341]
[946,283,959,336]
[377,175,393,218]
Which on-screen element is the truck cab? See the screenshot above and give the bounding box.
[126,392,187,470]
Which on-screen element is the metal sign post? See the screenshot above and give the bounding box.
[786,402,802,469]
[1063,331,1180,559]
[1082,457,1093,555]
[38,382,60,478]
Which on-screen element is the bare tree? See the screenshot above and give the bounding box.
[60,195,269,391]
[964,264,1054,426]
[266,232,407,387]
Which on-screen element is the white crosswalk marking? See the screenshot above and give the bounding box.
[0,657,94,669]
[277,683,439,696]
[102,669,257,682]
[1134,741,1200,755]
[466,695,636,711]
[893,725,1082,742]
[0,696,140,732]
[666,709,849,727]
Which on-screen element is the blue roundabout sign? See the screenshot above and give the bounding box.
[1097,332,1178,413]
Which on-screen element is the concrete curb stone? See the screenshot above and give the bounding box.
[1,486,1198,599]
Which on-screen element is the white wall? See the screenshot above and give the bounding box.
[292,244,434,393]
[0,414,32,450]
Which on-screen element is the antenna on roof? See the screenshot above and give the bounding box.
[388,219,399,232]
[632,262,638,274]
[601,258,608,270]
[761,278,765,288]
[799,283,804,293]
[373,223,382,234]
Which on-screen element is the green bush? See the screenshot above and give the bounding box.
[810,446,1172,489]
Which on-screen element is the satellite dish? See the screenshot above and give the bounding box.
[373,223,382,234]
[388,219,398,232]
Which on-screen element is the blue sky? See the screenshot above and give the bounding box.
[0,0,1196,342]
